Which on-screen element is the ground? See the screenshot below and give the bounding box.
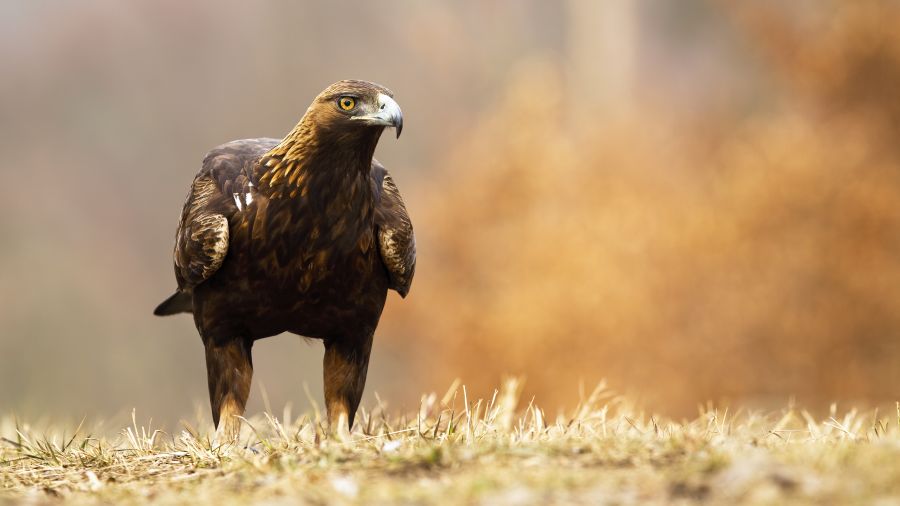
[2,381,899,505]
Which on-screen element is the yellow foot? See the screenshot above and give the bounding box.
[212,413,243,447]
[329,411,351,441]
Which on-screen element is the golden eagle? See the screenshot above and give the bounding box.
[154,80,415,439]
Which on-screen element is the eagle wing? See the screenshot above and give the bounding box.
[173,138,279,290]
[372,160,416,297]
[173,178,231,289]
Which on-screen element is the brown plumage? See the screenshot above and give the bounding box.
[154,80,415,439]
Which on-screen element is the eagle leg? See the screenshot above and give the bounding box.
[204,337,253,443]
[322,333,373,436]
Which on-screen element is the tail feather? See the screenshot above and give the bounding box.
[153,291,193,316]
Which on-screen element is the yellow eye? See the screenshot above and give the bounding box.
[338,96,356,111]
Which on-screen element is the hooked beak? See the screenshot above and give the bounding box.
[353,93,403,138]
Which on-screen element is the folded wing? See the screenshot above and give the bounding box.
[174,177,230,289]
[372,160,416,297]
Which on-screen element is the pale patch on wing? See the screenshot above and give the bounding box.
[175,209,230,288]
[188,177,217,214]
[379,229,407,275]
[233,193,243,210]
[191,214,230,281]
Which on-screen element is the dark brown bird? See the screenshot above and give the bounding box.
[153,80,415,440]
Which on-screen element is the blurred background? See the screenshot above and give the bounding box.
[1,0,898,426]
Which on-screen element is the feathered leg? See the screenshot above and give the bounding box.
[323,333,373,435]
[204,337,253,443]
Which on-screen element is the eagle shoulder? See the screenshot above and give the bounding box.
[371,160,416,297]
[172,138,278,289]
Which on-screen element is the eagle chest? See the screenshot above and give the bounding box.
[246,193,378,294]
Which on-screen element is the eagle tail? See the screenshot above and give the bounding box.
[153,291,193,316]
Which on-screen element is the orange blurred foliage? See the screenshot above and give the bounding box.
[383,2,900,415]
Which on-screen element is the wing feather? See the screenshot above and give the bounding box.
[174,178,230,288]
[170,139,279,290]
[372,161,416,297]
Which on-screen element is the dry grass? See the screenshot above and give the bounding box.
[2,381,899,505]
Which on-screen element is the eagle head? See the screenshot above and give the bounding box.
[257,80,404,196]
[308,80,403,139]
